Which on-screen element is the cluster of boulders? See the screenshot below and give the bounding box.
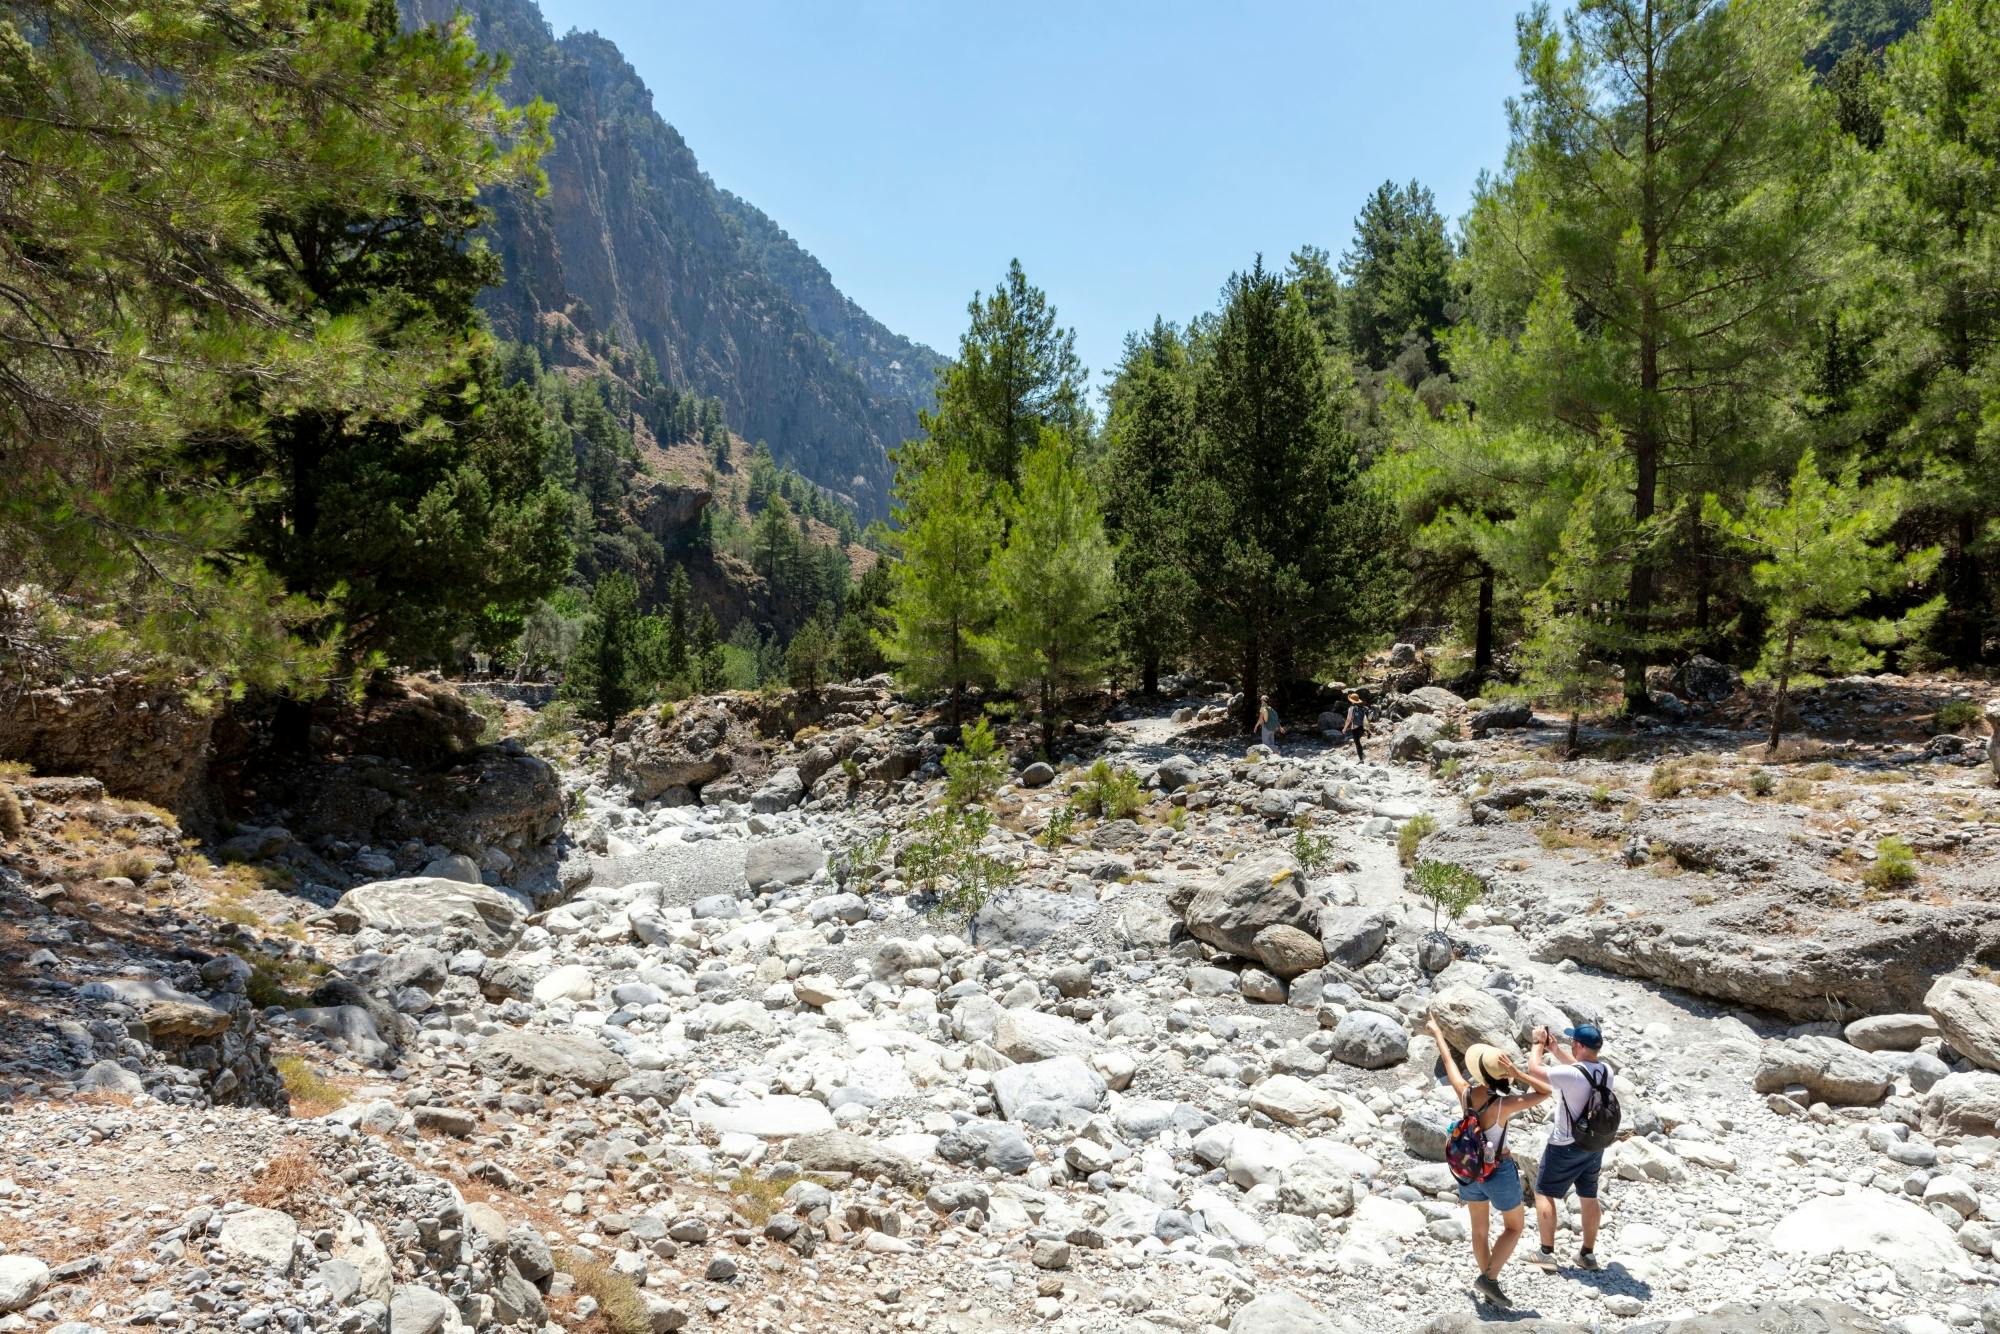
[6,665,2000,1332]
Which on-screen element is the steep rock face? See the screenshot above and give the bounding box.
[0,674,213,815]
[404,0,945,518]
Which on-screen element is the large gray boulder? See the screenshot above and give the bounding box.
[1427,985,1516,1055]
[743,833,825,887]
[1329,1011,1409,1069]
[973,888,1097,950]
[472,1030,630,1093]
[1251,924,1325,978]
[1926,974,2000,1072]
[1673,655,1743,704]
[749,767,804,813]
[0,1256,51,1314]
[1924,1071,2000,1137]
[1113,894,1178,950]
[1752,1037,1893,1106]
[1229,1289,1359,1334]
[990,1055,1105,1121]
[1387,714,1443,761]
[1537,896,2000,1021]
[780,1130,924,1188]
[1183,852,1317,962]
[1318,905,1393,968]
[327,877,524,952]
[1468,699,1534,734]
[993,1009,1097,1063]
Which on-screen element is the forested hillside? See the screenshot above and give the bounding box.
[880,0,1998,756]
[1,0,1992,756]
[402,0,945,521]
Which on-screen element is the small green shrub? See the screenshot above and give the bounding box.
[1040,803,1079,849]
[1291,826,1335,876]
[943,718,1006,807]
[1649,761,1690,799]
[831,830,891,889]
[1438,758,1462,780]
[1409,859,1484,932]
[905,806,1014,921]
[1936,699,1983,733]
[1163,805,1187,832]
[523,700,581,748]
[1862,836,1919,892]
[0,786,22,841]
[1748,770,1776,797]
[840,754,863,785]
[463,691,508,745]
[1397,814,1438,867]
[1074,759,1144,821]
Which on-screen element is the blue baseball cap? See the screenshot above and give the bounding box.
[1565,1023,1604,1049]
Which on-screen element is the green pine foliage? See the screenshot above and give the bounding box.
[1456,0,1833,710]
[985,432,1116,758]
[1176,261,1395,732]
[1101,321,1197,694]
[0,0,551,691]
[918,260,1090,486]
[880,448,1000,724]
[1704,450,1942,753]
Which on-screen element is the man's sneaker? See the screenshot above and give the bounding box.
[1472,1276,1513,1308]
[1577,1248,1602,1270]
[1526,1247,1559,1271]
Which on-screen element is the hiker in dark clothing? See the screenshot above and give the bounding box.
[1339,691,1368,760]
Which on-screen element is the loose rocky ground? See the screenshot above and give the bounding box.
[2,661,1998,1333]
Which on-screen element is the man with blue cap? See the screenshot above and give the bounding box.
[1527,1021,1614,1272]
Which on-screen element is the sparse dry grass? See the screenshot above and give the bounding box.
[559,1253,651,1334]
[242,1144,329,1221]
[723,1168,798,1226]
[1536,824,1619,854]
[275,1055,346,1115]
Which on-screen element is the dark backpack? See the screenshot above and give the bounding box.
[1569,1065,1621,1151]
[1444,1089,1505,1185]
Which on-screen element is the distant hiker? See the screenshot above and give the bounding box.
[1428,1018,1551,1310]
[1339,691,1369,761]
[1257,695,1284,751]
[1527,1023,1620,1273]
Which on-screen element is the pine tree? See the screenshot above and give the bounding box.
[785,616,835,694]
[0,0,549,690]
[663,567,692,679]
[880,448,999,725]
[1177,260,1394,733]
[1459,0,1834,709]
[1516,475,1630,759]
[564,572,644,723]
[1847,0,2000,665]
[1101,320,1196,694]
[1342,181,1454,373]
[986,431,1116,758]
[920,260,1089,485]
[1705,450,1943,754]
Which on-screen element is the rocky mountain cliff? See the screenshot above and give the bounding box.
[405,0,945,518]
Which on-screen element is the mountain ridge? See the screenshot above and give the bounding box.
[405,0,945,518]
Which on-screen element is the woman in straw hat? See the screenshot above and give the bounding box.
[1425,1017,1551,1309]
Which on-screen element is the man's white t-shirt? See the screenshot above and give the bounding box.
[1546,1061,1612,1147]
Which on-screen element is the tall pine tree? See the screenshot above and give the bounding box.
[1178,261,1393,732]
[986,431,1116,758]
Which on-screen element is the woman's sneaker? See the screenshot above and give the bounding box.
[1577,1249,1602,1270]
[1472,1276,1513,1308]
[1526,1247,1559,1271]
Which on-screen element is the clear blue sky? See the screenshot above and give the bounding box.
[537,0,1526,391]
